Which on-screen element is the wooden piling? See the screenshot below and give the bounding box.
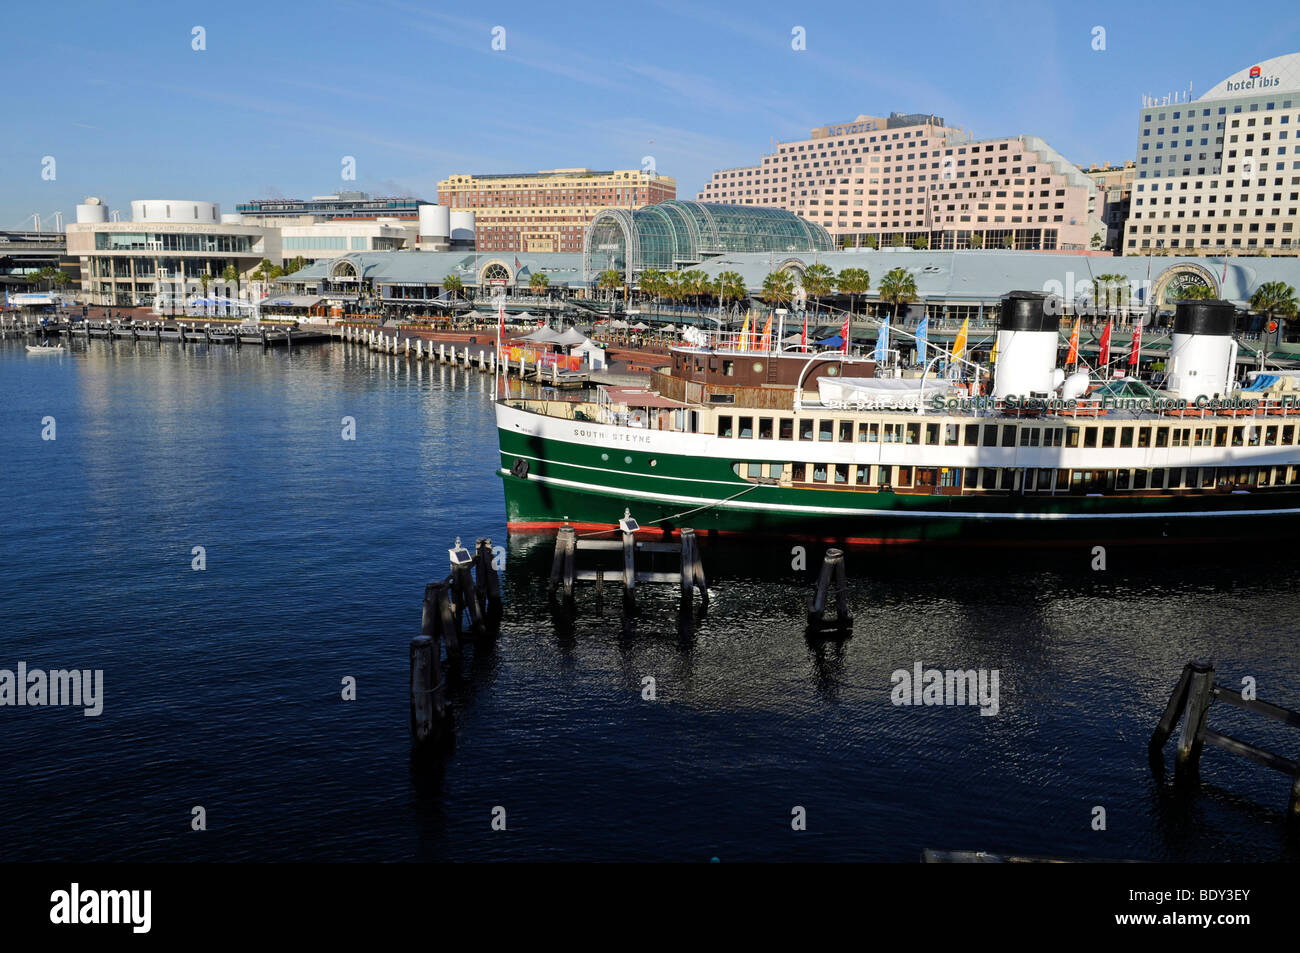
[410,635,447,746]
[550,525,577,596]
[1175,661,1215,773]
[807,548,852,631]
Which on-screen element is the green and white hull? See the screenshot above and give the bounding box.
[495,401,1300,547]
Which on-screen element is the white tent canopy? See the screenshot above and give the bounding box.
[555,326,587,347]
[522,326,562,343]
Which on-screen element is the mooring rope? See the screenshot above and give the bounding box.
[577,482,765,538]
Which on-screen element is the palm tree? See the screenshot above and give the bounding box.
[664,270,685,311]
[716,270,746,311]
[529,272,550,297]
[801,263,834,319]
[1177,285,1216,301]
[638,268,665,312]
[761,270,795,311]
[1093,273,1124,317]
[443,274,464,302]
[878,267,917,322]
[835,267,871,317]
[1250,281,1298,344]
[597,269,622,305]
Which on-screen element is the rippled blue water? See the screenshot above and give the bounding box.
[2,337,1299,862]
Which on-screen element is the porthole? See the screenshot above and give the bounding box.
[624,455,633,464]
[601,453,609,461]
[752,362,764,373]
[650,459,658,467]
[826,366,839,376]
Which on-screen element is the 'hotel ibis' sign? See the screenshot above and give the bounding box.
[1223,65,1280,93]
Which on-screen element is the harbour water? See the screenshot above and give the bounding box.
[3,337,1299,862]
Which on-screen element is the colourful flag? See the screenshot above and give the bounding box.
[801,310,808,349]
[915,315,928,366]
[1066,317,1080,366]
[1098,320,1112,370]
[1129,320,1142,367]
[874,316,889,363]
[760,313,772,351]
[952,317,969,363]
[840,310,851,354]
[739,311,751,350]
[989,334,998,365]
[514,257,521,270]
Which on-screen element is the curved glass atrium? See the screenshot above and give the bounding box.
[584,200,834,278]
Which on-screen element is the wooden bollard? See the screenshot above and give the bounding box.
[1176,661,1215,773]
[549,525,577,597]
[621,525,636,612]
[474,537,502,628]
[808,548,851,630]
[452,561,485,636]
[436,580,461,661]
[679,528,697,604]
[409,635,449,745]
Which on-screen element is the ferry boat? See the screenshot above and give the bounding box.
[495,294,1300,547]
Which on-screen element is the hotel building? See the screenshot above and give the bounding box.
[698,112,1103,251]
[1124,52,1300,256]
[437,168,676,254]
[1083,161,1136,252]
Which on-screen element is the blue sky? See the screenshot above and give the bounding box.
[5,0,1300,227]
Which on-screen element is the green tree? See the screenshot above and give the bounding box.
[913,235,929,250]
[878,267,917,321]
[835,267,871,316]
[716,270,746,309]
[529,272,550,296]
[443,274,463,301]
[1002,235,1015,249]
[638,268,665,310]
[968,233,984,249]
[597,268,622,304]
[1250,281,1298,338]
[1177,284,1215,301]
[760,270,795,310]
[199,272,213,316]
[890,234,906,247]
[802,263,835,317]
[1090,232,1104,250]
[863,234,879,250]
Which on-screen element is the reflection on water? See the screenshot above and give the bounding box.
[2,338,1298,861]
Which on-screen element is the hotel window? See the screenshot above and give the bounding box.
[718,416,733,438]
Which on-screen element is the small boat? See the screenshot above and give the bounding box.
[26,343,64,353]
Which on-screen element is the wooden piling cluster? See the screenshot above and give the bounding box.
[807,548,852,634]
[1149,660,1300,819]
[340,324,589,388]
[548,519,707,615]
[409,537,503,749]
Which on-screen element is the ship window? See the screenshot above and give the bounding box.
[897,466,913,487]
[1038,469,1055,491]
[1266,425,1278,446]
[1155,427,1169,447]
[1168,467,1183,489]
[916,467,937,489]
[982,425,998,447]
[883,424,901,443]
[855,464,871,485]
[964,467,979,489]
[1261,467,1273,487]
[1116,469,1131,490]
[1120,427,1134,448]
[1056,468,1069,490]
[1000,469,1017,491]
[1084,428,1098,448]
[1101,427,1116,448]
[1019,427,1039,447]
[792,463,807,482]
[739,416,754,438]
[813,463,828,483]
[1151,468,1165,489]
[964,424,980,445]
[819,420,834,442]
[834,464,849,484]
[906,423,920,445]
[1231,426,1244,446]
[944,424,960,446]
[859,422,875,443]
[799,418,814,440]
[759,417,774,440]
[1001,426,1016,447]
[1044,427,1064,447]
[1067,427,1080,448]
[1135,470,1149,490]
[939,467,960,488]
[1248,426,1259,447]
[1285,425,1296,444]
[780,418,794,440]
[1291,466,1300,485]
[981,468,998,489]
[722,361,735,376]
[839,420,853,442]
[718,415,733,438]
[1070,471,1084,494]
[925,423,940,445]
[1136,428,1150,449]
[1215,427,1228,447]
[879,466,893,487]
[748,462,764,479]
